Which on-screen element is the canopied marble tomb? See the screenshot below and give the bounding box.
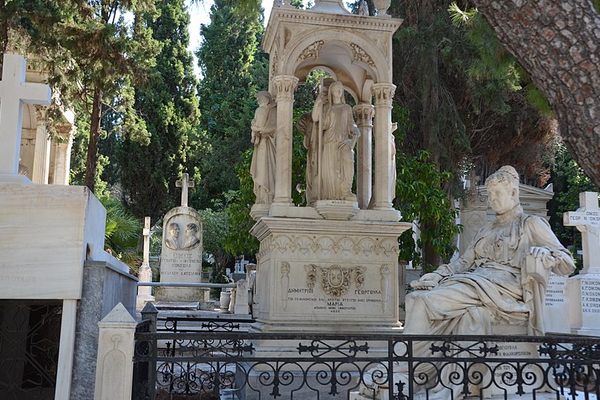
[13,60,75,185]
[0,54,136,400]
[249,0,411,333]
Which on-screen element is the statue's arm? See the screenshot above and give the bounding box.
[411,232,477,289]
[526,216,575,276]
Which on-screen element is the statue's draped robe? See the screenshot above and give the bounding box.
[405,206,574,337]
[318,102,358,201]
[250,104,277,204]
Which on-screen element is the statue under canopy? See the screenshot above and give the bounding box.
[300,80,360,205]
[250,91,277,204]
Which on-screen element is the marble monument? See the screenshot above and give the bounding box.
[354,166,576,399]
[248,0,409,334]
[0,53,137,400]
[564,191,600,336]
[156,173,207,302]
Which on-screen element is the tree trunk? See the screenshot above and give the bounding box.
[472,0,600,186]
[85,88,102,192]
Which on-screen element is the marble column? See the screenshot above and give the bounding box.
[371,83,396,210]
[353,103,374,210]
[271,75,299,206]
[31,108,51,184]
[51,130,73,185]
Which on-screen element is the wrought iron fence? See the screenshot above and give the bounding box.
[133,328,600,400]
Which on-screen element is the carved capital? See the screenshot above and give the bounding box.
[372,83,396,107]
[272,75,299,102]
[353,103,375,126]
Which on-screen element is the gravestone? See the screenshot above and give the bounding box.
[542,274,569,333]
[156,173,207,303]
[564,191,600,336]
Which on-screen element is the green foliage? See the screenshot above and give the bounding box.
[195,0,264,208]
[201,207,232,269]
[224,150,258,256]
[117,0,202,221]
[548,146,599,270]
[395,150,461,271]
[2,0,161,193]
[101,195,142,268]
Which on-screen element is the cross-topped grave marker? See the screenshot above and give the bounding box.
[563,191,600,274]
[0,54,52,182]
[136,216,155,309]
[142,216,151,266]
[176,173,194,207]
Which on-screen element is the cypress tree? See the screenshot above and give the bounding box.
[195,0,263,208]
[117,0,201,221]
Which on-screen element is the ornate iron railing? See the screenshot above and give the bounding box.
[133,330,600,400]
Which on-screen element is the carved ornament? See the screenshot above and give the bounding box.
[297,40,324,62]
[270,50,278,77]
[268,234,399,258]
[353,103,375,125]
[305,264,365,298]
[350,43,376,68]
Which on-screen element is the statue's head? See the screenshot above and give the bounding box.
[256,91,272,106]
[328,81,345,104]
[485,166,520,214]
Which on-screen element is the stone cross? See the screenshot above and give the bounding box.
[176,173,194,207]
[563,192,600,274]
[142,216,151,266]
[0,54,52,180]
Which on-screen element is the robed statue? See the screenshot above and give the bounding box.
[250,91,277,204]
[299,80,360,205]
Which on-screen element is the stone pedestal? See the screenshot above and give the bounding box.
[250,217,410,333]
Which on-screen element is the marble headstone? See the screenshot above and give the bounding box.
[564,191,600,336]
[157,174,206,302]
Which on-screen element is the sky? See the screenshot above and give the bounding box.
[187,0,275,77]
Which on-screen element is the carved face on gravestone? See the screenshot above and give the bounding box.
[182,222,200,250]
[165,222,180,250]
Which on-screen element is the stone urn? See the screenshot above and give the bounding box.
[219,290,231,311]
[373,0,391,16]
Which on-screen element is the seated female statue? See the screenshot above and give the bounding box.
[406,165,575,337]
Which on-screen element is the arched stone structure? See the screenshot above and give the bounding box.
[248,1,411,337]
[255,2,402,219]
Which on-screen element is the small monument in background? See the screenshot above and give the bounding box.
[564,191,600,336]
[156,173,208,303]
